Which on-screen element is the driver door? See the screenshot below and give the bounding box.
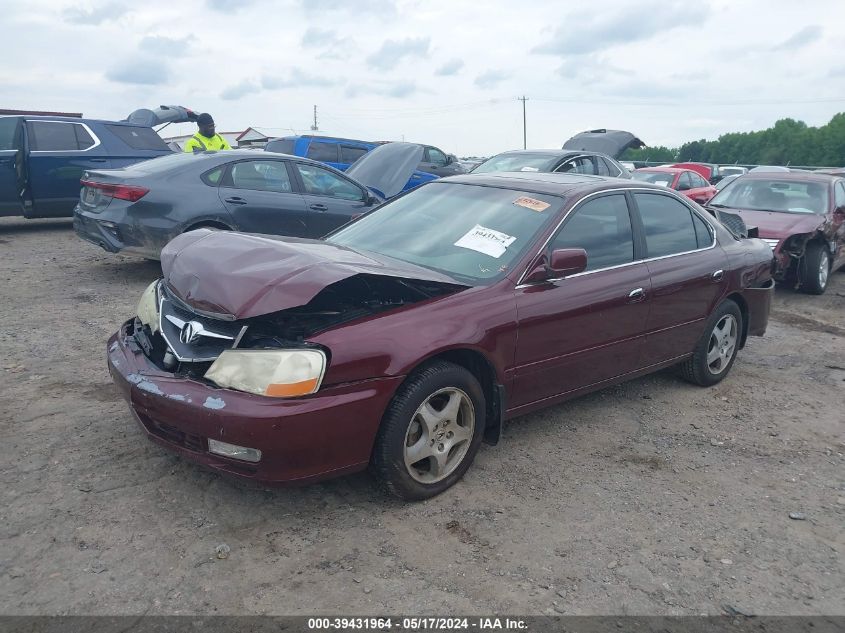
[0,117,27,216]
[291,162,373,236]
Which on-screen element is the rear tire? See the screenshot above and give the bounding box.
[680,300,742,387]
[798,242,830,294]
[371,361,486,501]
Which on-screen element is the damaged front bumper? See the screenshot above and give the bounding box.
[107,319,403,485]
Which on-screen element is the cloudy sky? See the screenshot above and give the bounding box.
[3,0,843,156]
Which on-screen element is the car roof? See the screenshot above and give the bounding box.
[441,172,640,196]
[0,114,147,127]
[736,171,841,184]
[274,134,372,144]
[636,167,686,175]
[490,149,589,158]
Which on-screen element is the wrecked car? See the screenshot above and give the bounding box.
[632,167,717,204]
[705,172,845,294]
[108,172,774,500]
[74,142,424,259]
[473,129,642,177]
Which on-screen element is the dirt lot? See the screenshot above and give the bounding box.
[1,217,843,616]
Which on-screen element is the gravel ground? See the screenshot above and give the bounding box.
[1,217,843,616]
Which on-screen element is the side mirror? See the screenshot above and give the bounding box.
[677,182,691,191]
[523,248,588,283]
[365,194,379,206]
[834,205,845,218]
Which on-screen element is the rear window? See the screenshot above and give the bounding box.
[27,121,95,151]
[306,141,338,162]
[265,138,296,155]
[106,124,169,151]
[0,117,18,150]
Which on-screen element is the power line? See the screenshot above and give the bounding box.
[532,96,845,107]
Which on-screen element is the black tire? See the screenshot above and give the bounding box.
[679,300,743,387]
[371,361,486,501]
[798,242,830,295]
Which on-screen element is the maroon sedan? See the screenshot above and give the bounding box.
[706,172,845,294]
[632,167,717,204]
[108,173,774,500]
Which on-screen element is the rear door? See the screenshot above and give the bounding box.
[632,191,728,362]
[25,119,111,217]
[511,192,651,407]
[291,161,373,236]
[217,159,311,236]
[0,117,27,216]
[554,155,596,175]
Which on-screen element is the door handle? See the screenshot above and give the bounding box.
[711,269,724,282]
[224,196,247,205]
[89,158,107,163]
[628,287,646,302]
[309,203,328,211]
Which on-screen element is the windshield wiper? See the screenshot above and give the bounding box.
[707,203,729,208]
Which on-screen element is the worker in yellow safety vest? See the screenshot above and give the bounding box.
[183,113,232,152]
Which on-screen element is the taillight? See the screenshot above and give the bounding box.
[81,180,149,202]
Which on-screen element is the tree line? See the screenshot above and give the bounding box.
[620,113,845,167]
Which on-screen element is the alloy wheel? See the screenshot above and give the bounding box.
[706,314,738,375]
[403,387,475,484]
[819,250,830,289]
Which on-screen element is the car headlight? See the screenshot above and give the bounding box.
[137,280,160,333]
[204,349,327,397]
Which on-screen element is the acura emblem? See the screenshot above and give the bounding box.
[180,320,205,345]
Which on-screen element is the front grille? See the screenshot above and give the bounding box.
[158,294,244,363]
[762,238,780,251]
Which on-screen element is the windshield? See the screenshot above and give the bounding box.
[328,182,562,283]
[632,171,675,187]
[472,153,557,174]
[708,178,829,214]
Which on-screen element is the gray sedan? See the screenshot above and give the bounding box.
[72,147,421,259]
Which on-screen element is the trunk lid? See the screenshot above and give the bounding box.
[160,229,464,319]
[562,129,644,158]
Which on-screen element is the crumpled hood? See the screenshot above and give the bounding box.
[728,209,824,239]
[346,142,426,198]
[160,229,462,319]
[562,129,644,158]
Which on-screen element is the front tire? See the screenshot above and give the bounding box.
[371,361,486,501]
[798,242,830,295]
[680,300,742,387]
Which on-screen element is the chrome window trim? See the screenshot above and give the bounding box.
[28,120,102,153]
[515,186,718,288]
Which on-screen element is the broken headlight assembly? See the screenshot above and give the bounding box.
[136,280,160,333]
[204,349,326,397]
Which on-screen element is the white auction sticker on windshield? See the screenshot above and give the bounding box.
[454,225,517,258]
[655,180,670,187]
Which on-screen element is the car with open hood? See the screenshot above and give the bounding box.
[472,129,641,178]
[705,171,845,294]
[74,142,425,259]
[107,172,774,500]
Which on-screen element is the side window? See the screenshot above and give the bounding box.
[0,117,20,150]
[295,163,364,201]
[690,173,708,188]
[27,121,95,151]
[427,147,448,166]
[677,172,693,191]
[635,193,700,257]
[602,157,622,177]
[835,182,845,208]
[305,141,338,163]
[229,161,292,193]
[692,212,714,248]
[202,166,224,186]
[340,145,367,164]
[550,194,634,272]
[557,156,594,175]
[594,156,610,176]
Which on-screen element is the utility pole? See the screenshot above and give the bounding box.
[517,96,528,149]
[310,105,318,131]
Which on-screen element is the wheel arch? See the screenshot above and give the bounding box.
[725,292,749,349]
[183,219,234,233]
[400,347,505,446]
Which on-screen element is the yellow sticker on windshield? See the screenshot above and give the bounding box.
[513,196,550,212]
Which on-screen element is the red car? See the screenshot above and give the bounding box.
[108,170,774,500]
[706,172,845,294]
[633,167,717,204]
